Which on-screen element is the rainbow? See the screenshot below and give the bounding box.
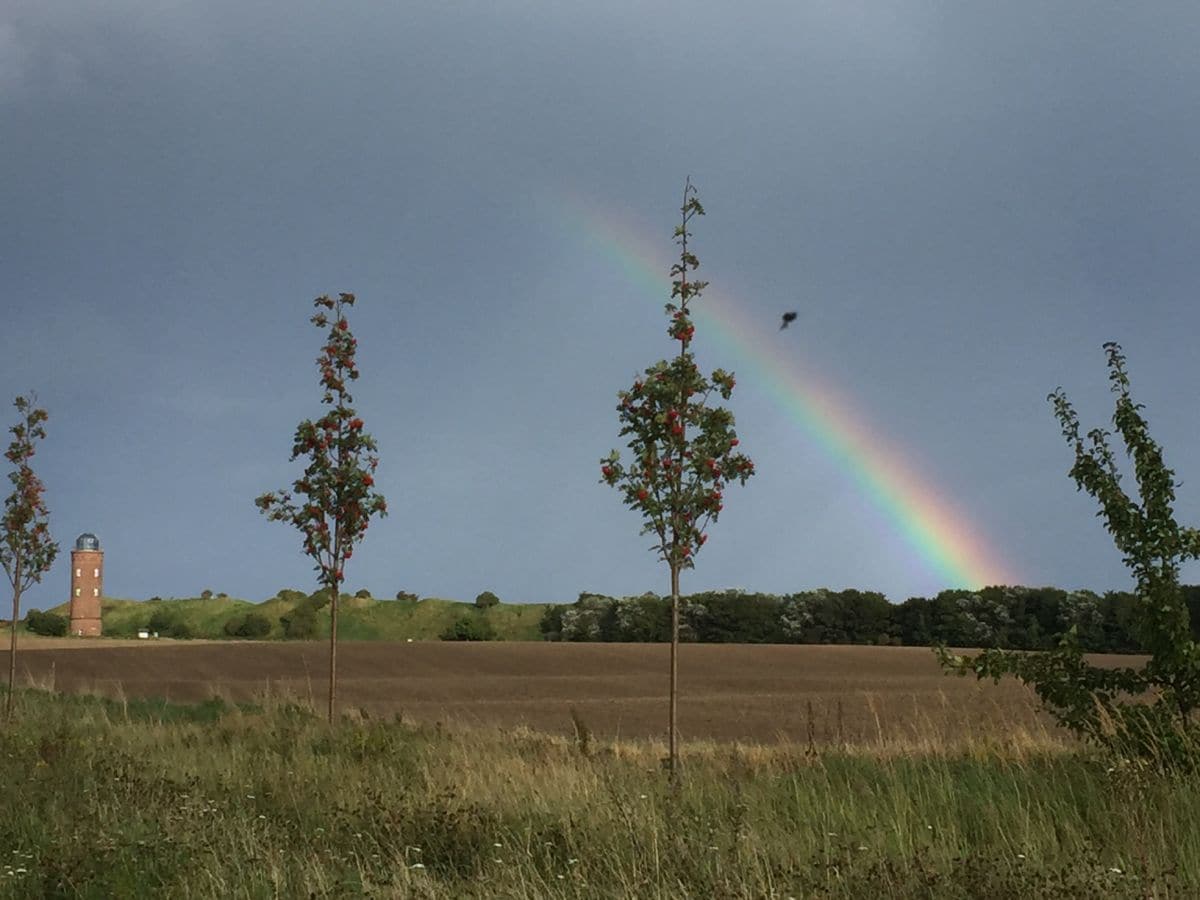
[561,195,1018,591]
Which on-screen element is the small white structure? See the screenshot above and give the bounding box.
[137,628,150,640]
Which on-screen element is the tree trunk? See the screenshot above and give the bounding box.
[669,563,680,781]
[328,577,338,724]
[7,561,20,722]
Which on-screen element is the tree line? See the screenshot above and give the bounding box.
[537,585,1200,653]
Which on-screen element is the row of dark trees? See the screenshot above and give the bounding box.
[537,585,1200,654]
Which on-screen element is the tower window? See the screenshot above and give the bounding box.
[92,588,99,597]
[93,568,99,578]
[76,568,81,578]
[74,588,81,597]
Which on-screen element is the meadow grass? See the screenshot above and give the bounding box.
[0,687,1193,898]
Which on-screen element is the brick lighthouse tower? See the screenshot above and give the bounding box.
[69,533,103,637]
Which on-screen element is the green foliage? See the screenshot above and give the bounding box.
[1,396,58,591]
[276,588,307,604]
[538,604,565,640]
[254,293,388,591]
[305,589,334,608]
[280,601,320,640]
[146,607,195,640]
[439,614,496,641]
[474,590,500,609]
[200,590,213,599]
[354,588,372,600]
[394,590,419,603]
[243,613,271,637]
[600,180,754,577]
[1,394,59,716]
[223,612,272,638]
[147,608,177,634]
[25,609,67,637]
[940,343,1200,767]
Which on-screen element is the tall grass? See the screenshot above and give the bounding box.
[0,688,1192,898]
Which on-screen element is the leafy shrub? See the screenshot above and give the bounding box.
[217,592,228,599]
[276,589,307,604]
[105,619,138,638]
[539,605,565,640]
[200,590,213,599]
[306,590,334,609]
[280,605,318,639]
[440,615,496,641]
[354,589,372,600]
[474,591,501,609]
[941,343,1200,768]
[242,613,272,637]
[148,609,177,634]
[394,591,419,603]
[147,607,194,640]
[224,613,272,638]
[26,610,68,637]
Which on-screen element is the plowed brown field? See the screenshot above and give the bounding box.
[1,641,1134,746]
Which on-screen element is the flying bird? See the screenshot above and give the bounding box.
[779,311,798,330]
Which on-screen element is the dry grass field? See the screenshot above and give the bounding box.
[2,640,1191,897]
[0,640,1137,750]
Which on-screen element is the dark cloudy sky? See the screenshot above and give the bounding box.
[5,2,1200,611]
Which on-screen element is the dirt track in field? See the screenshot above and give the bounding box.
[0,641,1132,745]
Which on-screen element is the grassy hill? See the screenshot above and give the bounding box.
[39,592,551,641]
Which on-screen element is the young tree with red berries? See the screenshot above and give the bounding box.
[600,180,755,778]
[1,395,60,722]
[256,293,387,723]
